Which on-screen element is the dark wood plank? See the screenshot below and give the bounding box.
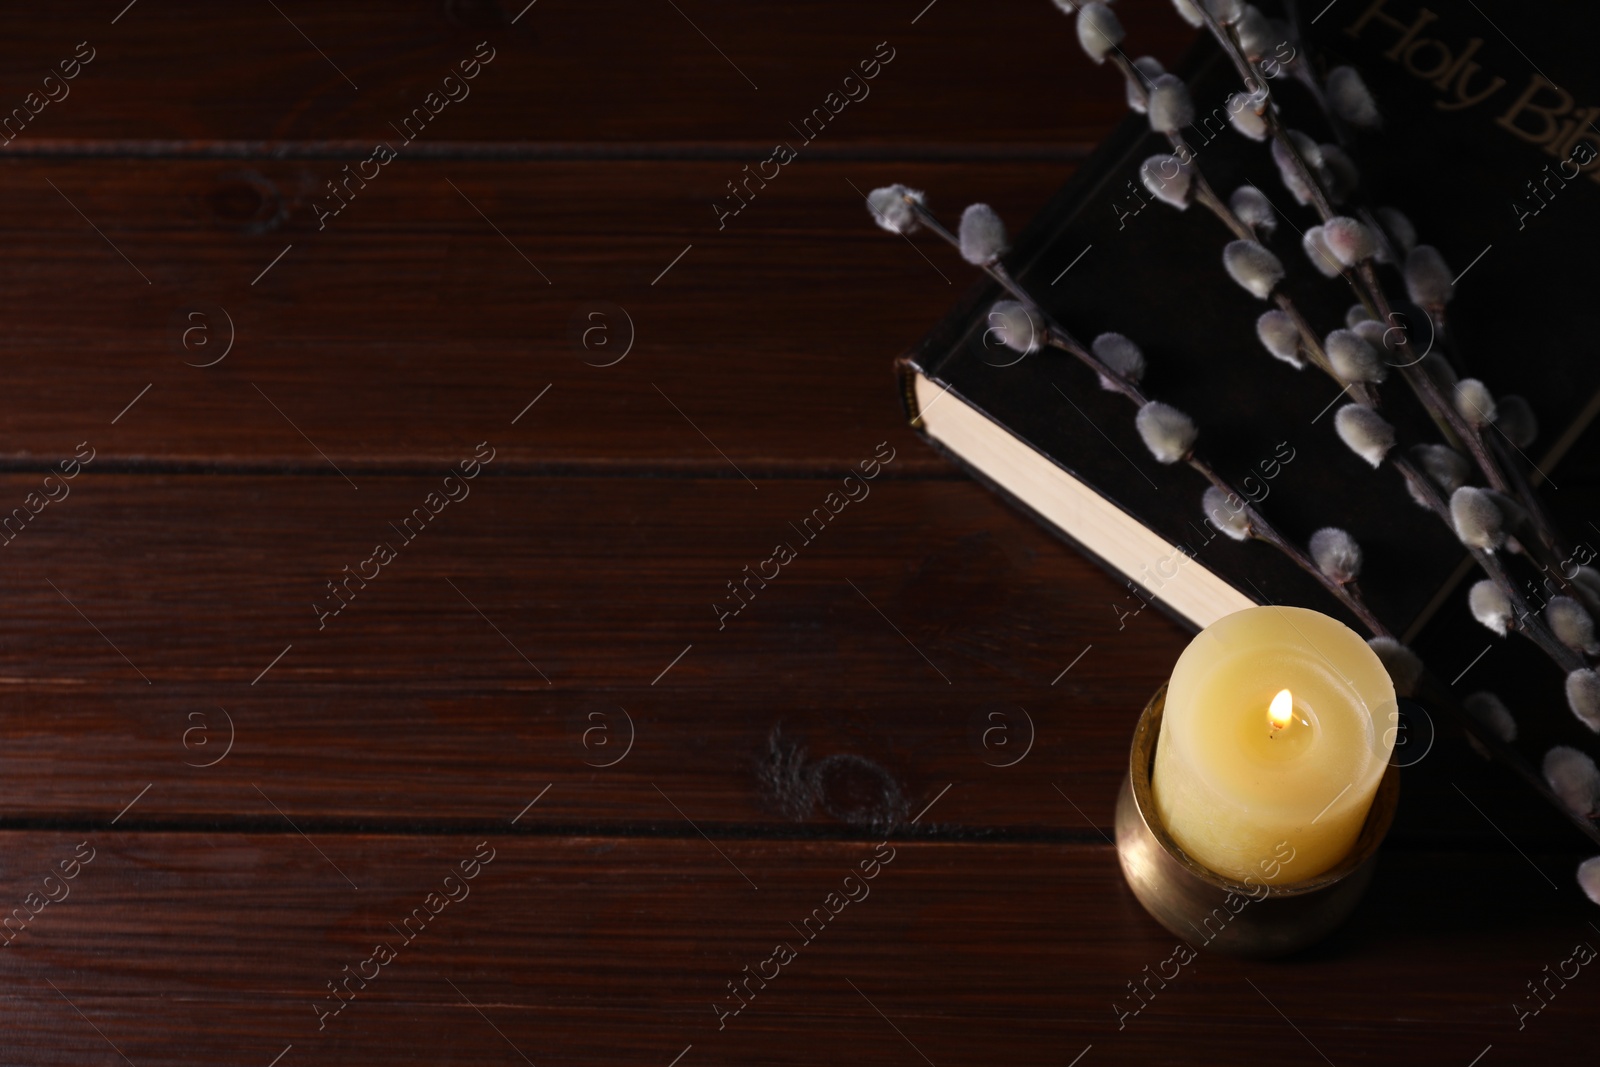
[2,2,1582,1061]
[0,1,1193,150]
[0,469,1184,830]
[0,469,1576,850]
[2,158,1073,473]
[0,473,1153,689]
[1,834,1588,1065]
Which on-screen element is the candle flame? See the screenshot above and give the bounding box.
[1269,688,1294,728]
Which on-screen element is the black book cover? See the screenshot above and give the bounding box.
[902,1,1599,640]
[1308,0,1600,847]
[898,1,1600,845]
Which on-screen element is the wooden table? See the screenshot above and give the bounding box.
[2,2,1591,1063]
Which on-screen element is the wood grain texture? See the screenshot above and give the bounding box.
[2,158,1072,473]
[0,472,1156,688]
[0,470,1577,853]
[0,834,1589,1066]
[0,1,1586,1061]
[0,1,1194,149]
[0,470,1184,830]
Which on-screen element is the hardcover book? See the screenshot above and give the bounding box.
[902,0,1599,632]
[896,0,1600,843]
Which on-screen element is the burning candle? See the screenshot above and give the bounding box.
[1151,606,1397,883]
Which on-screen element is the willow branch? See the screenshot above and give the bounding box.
[905,194,1391,639]
[1188,456,1391,637]
[1389,453,1582,671]
[1193,9,1336,222]
[1192,19,1580,598]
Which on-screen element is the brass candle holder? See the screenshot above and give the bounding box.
[1115,685,1400,958]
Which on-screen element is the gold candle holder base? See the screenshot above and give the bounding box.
[1114,685,1399,958]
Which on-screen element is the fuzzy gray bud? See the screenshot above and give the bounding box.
[1077,2,1125,63]
[1327,66,1380,127]
[1229,184,1275,235]
[1223,239,1284,299]
[1405,245,1455,308]
[1235,4,1274,60]
[1226,90,1269,141]
[1544,745,1600,816]
[1127,56,1165,113]
[1135,401,1198,464]
[987,301,1043,355]
[1171,0,1206,27]
[867,184,923,234]
[1318,145,1359,205]
[1452,378,1496,428]
[1302,226,1343,278]
[1422,353,1458,392]
[1092,332,1145,387]
[1352,319,1388,353]
[1271,129,1323,172]
[1494,395,1538,449]
[1450,486,1504,549]
[1368,637,1422,697]
[1574,566,1600,606]
[1568,669,1600,732]
[1485,489,1528,536]
[1334,404,1395,467]
[958,203,1008,266]
[1255,310,1302,368]
[1279,164,1316,206]
[1580,857,1600,906]
[1376,207,1416,254]
[1272,131,1322,205]
[1323,216,1378,266]
[1398,472,1431,511]
[1203,486,1251,540]
[1147,74,1194,133]
[1325,328,1388,384]
[1548,596,1600,655]
[1205,0,1244,24]
[1412,444,1469,494]
[1140,154,1192,209]
[1309,527,1362,583]
[1468,580,1512,636]
[1463,691,1517,743]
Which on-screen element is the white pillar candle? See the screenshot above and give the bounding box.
[1152,606,1397,883]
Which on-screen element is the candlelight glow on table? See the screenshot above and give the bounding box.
[1151,606,1397,884]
